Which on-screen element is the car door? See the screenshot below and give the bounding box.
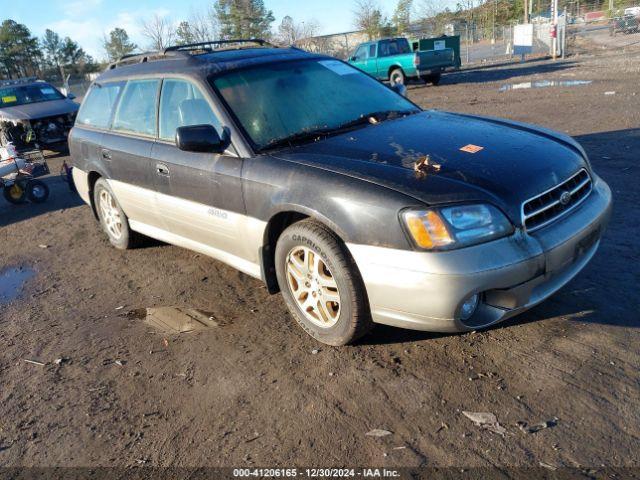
[71,81,125,186]
[100,78,162,229]
[366,43,379,78]
[350,45,370,73]
[376,40,391,78]
[150,78,247,260]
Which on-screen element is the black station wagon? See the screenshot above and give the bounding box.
[69,40,612,345]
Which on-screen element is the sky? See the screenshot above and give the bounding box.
[5,0,458,61]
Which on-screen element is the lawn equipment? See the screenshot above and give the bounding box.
[0,142,50,204]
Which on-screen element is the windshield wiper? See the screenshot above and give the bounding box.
[364,109,420,122]
[261,109,420,152]
[262,127,338,151]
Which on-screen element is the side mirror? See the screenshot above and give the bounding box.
[175,124,224,153]
[390,82,407,97]
[67,92,76,100]
[349,56,356,62]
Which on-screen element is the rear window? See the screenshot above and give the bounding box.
[112,79,160,137]
[379,39,411,57]
[77,82,123,129]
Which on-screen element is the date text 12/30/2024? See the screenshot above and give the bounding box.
[233,468,401,478]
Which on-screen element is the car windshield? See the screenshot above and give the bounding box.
[212,58,419,151]
[0,83,65,107]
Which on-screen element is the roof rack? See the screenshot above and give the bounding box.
[164,39,275,54]
[108,39,276,70]
[108,50,187,70]
[0,77,42,87]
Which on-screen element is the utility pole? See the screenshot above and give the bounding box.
[524,0,529,23]
[552,0,558,60]
[492,0,497,44]
[562,6,567,59]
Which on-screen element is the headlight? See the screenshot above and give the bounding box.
[402,204,514,250]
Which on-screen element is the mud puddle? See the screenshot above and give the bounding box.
[499,80,592,91]
[133,307,220,333]
[0,266,35,304]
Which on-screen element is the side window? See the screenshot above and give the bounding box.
[369,44,377,57]
[112,79,160,137]
[159,79,221,141]
[378,41,390,57]
[354,46,367,61]
[76,82,123,129]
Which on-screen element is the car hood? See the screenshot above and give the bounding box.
[0,98,79,121]
[271,110,589,226]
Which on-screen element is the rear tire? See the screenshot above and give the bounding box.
[275,220,372,346]
[428,73,442,86]
[93,178,141,250]
[389,68,405,86]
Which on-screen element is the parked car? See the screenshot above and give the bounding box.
[609,14,639,36]
[348,37,455,85]
[70,40,612,346]
[0,78,78,149]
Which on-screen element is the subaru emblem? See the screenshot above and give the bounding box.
[559,191,572,206]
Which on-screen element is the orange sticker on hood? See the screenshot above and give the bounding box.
[460,144,484,153]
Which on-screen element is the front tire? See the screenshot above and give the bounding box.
[93,178,141,250]
[275,220,372,346]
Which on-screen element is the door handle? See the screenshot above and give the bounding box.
[101,149,112,160]
[156,163,170,176]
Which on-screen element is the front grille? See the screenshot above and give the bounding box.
[522,169,592,232]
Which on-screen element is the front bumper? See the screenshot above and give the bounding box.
[347,175,612,332]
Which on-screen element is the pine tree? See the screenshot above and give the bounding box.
[103,28,137,62]
[0,20,41,78]
[176,21,196,45]
[214,0,275,39]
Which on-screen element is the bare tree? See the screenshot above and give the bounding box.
[278,16,320,46]
[418,0,443,19]
[141,14,176,51]
[456,0,477,23]
[189,6,219,42]
[352,0,387,40]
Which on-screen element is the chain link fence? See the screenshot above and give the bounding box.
[567,1,640,52]
[55,78,93,101]
[298,1,640,65]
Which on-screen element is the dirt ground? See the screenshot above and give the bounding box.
[1,47,639,475]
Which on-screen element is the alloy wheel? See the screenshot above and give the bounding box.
[98,189,123,240]
[285,245,342,328]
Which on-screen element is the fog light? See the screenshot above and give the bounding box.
[460,294,479,320]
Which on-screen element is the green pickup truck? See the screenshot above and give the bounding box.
[348,37,456,86]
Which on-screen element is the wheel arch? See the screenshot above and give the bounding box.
[388,64,405,79]
[260,206,350,294]
[87,170,103,219]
